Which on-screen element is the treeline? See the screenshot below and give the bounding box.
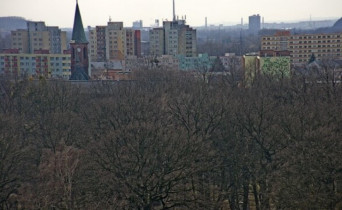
[0,70,342,209]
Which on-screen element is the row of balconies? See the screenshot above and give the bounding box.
[264,36,342,41]
[291,34,341,39]
[289,45,341,49]
[290,40,341,44]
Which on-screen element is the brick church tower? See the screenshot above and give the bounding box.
[70,1,89,80]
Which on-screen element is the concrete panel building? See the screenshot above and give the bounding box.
[261,31,342,65]
[0,49,71,79]
[11,29,29,53]
[249,15,261,35]
[149,19,197,57]
[11,21,67,54]
[88,28,97,62]
[89,22,141,61]
[149,28,165,56]
[106,22,125,61]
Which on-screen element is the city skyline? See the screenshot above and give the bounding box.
[0,0,341,28]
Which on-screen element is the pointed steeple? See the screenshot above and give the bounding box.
[72,1,88,43]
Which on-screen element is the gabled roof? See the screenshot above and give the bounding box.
[71,2,88,43]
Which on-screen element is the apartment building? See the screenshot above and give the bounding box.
[89,28,98,62]
[178,26,197,57]
[125,29,141,57]
[289,33,342,65]
[11,21,67,54]
[0,49,71,79]
[249,14,261,34]
[149,28,165,56]
[47,27,67,54]
[95,26,107,62]
[11,29,29,53]
[261,31,342,65]
[149,19,197,57]
[88,22,141,62]
[106,22,125,61]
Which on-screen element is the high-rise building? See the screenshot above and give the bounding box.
[149,28,165,56]
[178,24,197,57]
[88,22,141,61]
[134,30,142,57]
[47,27,67,54]
[96,26,107,61]
[249,14,261,34]
[126,29,141,57]
[11,29,29,53]
[106,22,125,61]
[149,20,197,57]
[149,0,196,57]
[70,1,89,80]
[88,28,97,62]
[11,21,67,54]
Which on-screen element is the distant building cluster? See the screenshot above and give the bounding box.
[1,0,342,82]
[1,21,70,79]
[0,0,198,80]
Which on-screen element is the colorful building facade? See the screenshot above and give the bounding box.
[11,21,67,54]
[243,55,291,85]
[0,49,71,79]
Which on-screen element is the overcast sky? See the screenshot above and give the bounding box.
[0,0,341,28]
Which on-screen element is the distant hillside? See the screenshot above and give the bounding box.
[0,16,27,32]
[314,17,342,33]
[333,18,342,29]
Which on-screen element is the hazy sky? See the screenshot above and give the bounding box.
[0,0,341,28]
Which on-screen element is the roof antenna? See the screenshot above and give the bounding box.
[173,0,176,21]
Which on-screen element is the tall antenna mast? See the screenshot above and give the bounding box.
[173,0,176,21]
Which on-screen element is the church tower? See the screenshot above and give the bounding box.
[70,1,89,80]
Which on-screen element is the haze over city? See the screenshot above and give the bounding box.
[0,0,341,27]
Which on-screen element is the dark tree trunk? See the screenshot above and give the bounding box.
[253,182,261,210]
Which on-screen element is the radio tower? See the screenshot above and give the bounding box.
[173,0,176,21]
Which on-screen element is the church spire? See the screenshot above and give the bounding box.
[72,1,87,43]
[70,0,89,80]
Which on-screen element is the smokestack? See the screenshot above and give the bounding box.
[173,0,176,21]
[205,17,207,28]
